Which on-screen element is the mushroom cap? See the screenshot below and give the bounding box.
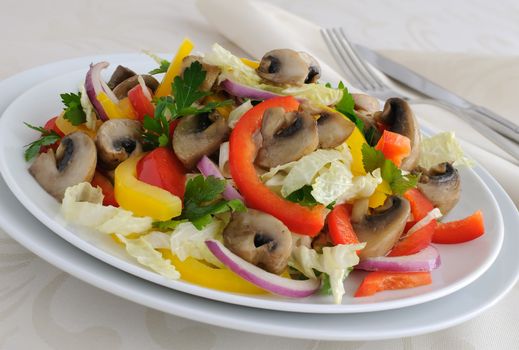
[416,162,461,216]
[29,132,97,201]
[375,98,420,171]
[172,112,230,169]
[257,49,320,86]
[317,110,355,149]
[95,119,142,170]
[352,195,411,260]
[112,74,159,100]
[107,65,137,90]
[223,209,292,274]
[255,107,319,169]
[181,56,221,92]
[352,93,380,114]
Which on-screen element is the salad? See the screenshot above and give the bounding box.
[23,39,485,304]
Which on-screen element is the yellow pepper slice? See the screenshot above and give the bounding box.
[114,155,182,221]
[117,97,137,120]
[55,112,99,138]
[204,95,233,119]
[159,249,267,294]
[155,38,194,98]
[240,57,259,69]
[96,92,128,119]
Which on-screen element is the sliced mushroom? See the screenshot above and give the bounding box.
[255,107,318,169]
[29,132,97,201]
[173,111,230,169]
[223,209,292,274]
[107,65,137,89]
[317,110,355,148]
[95,119,142,170]
[374,98,420,171]
[352,93,380,114]
[257,49,320,86]
[351,196,410,260]
[112,74,159,100]
[181,56,221,92]
[415,162,461,215]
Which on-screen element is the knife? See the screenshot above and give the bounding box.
[353,44,519,143]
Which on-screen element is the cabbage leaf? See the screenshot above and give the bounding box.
[418,131,473,169]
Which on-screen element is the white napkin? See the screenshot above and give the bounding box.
[197,0,519,207]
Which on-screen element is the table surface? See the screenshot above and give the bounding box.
[1,0,518,349]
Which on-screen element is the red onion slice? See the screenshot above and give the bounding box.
[221,79,280,100]
[85,62,119,121]
[197,156,244,201]
[356,245,441,272]
[205,239,320,297]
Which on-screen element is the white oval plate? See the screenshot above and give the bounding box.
[0,55,504,313]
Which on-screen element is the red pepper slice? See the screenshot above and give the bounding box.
[354,271,432,297]
[432,210,485,244]
[229,96,325,236]
[40,116,64,153]
[404,188,434,222]
[127,84,155,122]
[91,171,118,207]
[137,147,186,200]
[375,130,411,167]
[327,204,359,245]
[388,220,437,256]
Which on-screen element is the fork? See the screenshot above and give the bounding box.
[321,27,519,162]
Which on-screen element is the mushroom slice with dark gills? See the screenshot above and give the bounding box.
[112,74,159,100]
[374,98,420,171]
[29,132,97,201]
[95,119,142,170]
[351,196,411,260]
[223,209,292,274]
[107,65,137,89]
[316,110,355,149]
[415,162,461,216]
[181,56,221,92]
[173,111,230,169]
[257,49,321,86]
[255,107,319,169]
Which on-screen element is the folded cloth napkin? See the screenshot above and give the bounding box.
[197,0,519,207]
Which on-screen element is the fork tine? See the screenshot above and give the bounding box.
[337,28,388,90]
[321,28,364,88]
[330,28,382,91]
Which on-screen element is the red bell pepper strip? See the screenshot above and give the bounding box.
[404,188,434,222]
[388,220,437,256]
[432,210,485,244]
[354,271,432,297]
[128,84,155,122]
[136,147,186,200]
[91,171,118,207]
[327,204,359,245]
[375,130,411,167]
[229,96,326,236]
[40,116,64,153]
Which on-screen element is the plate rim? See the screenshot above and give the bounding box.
[0,54,506,314]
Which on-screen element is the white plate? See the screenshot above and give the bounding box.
[0,55,504,313]
[0,56,517,340]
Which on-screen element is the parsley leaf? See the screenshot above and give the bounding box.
[60,92,86,126]
[155,175,246,230]
[361,143,419,195]
[141,62,232,151]
[286,185,319,207]
[149,60,170,75]
[23,122,61,161]
[335,82,364,133]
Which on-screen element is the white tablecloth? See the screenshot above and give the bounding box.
[0,0,518,349]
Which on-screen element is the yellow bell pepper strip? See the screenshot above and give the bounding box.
[240,57,260,69]
[155,38,194,98]
[114,155,182,221]
[117,97,137,120]
[55,112,99,138]
[96,92,131,119]
[204,95,233,118]
[159,249,267,294]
